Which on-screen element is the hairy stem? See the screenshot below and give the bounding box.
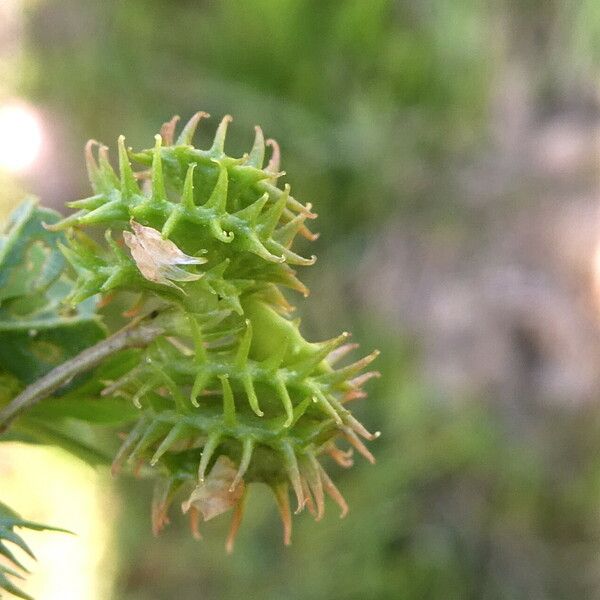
[0,313,165,433]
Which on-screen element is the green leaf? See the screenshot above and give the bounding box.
[0,373,21,409]
[0,199,106,385]
[0,199,65,303]
[25,349,142,425]
[0,321,106,385]
[0,500,70,600]
[12,418,114,467]
[27,396,139,425]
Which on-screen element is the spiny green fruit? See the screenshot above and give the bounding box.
[52,112,380,550]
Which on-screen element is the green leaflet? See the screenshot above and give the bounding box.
[0,200,116,472]
[27,350,142,426]
[0,500,70,600]
[0,373,21,409]
[0,199,65,303]
[0,199,105,384]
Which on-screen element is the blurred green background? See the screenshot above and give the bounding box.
[5,0,600,598]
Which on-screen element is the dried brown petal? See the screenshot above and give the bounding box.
[123,220,207,289]
[182,456,245,521]
[160,115,180,146]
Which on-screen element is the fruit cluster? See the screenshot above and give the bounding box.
[52,113,380,550]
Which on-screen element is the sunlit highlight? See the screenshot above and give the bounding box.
[0,443,116,599]
[0,103,43,173]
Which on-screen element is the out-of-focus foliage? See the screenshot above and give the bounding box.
[23,0,492,236]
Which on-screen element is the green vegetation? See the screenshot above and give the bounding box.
[3,1,600,598]
[0,112,379,595]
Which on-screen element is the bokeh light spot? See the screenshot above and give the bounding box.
[0,103,43,173]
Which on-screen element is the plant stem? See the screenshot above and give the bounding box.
[0,313,165,433]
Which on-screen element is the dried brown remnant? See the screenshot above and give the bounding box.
[181,455,245,521]
[123,220,207,289]
[327,444,354,468]
[159,115,180,146]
